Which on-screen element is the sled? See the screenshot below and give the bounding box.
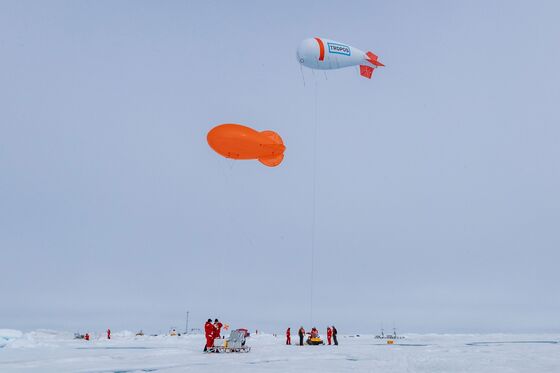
[208,330,251,353]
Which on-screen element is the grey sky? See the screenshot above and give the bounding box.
[1,0,559,334]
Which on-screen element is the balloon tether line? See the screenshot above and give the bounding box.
[310,75,318,326]
[218,159,232,303]
[217,158,253,310]
[299,63,306,87]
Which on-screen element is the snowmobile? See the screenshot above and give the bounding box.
[306,335,325,345]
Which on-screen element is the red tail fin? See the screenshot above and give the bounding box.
[259,130,285,167]
[360,65,374,79]
[366,51,384,67]
[259,154,284,167]
[260,130,284,146]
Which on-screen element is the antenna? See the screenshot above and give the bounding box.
[185,311,190,335]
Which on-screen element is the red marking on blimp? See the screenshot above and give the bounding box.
[314,37,325,61]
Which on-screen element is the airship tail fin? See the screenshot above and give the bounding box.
[259,154,284,167]
[366,51,384,67]
[261,130,284,145]
[259,130,285,167]
[360,65,374,79]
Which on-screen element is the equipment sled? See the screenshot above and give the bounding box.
[208,329,251,353]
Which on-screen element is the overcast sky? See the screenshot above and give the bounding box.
[1,0,559,334]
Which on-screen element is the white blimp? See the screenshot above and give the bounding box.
[297,37,384,79]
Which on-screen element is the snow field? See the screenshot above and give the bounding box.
[1,329,559,372]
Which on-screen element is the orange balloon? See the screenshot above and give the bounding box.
[207,124,286,167]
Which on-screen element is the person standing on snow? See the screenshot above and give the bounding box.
[326,327,332,345]
[286,327,291,345]
[298,326,305,346]
[107,329,111,340]
[310,327,318,338]
[214,319,223,339]
[204,319,215,352]
[332,325,338,345]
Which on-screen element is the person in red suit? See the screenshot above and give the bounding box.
[310,327,318,338]
[84,333,90,341]
[286,327,291,345]
[107,329,111,340]
[204,319,215,352]
[214,319,223,339]
[326,327,332,345]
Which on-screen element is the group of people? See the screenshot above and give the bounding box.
[286,326,338,345]
[203,318,223,352]
[204,319,338,351]
[81,328,111,341]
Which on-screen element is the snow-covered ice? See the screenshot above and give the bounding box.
[1,329,559,372]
